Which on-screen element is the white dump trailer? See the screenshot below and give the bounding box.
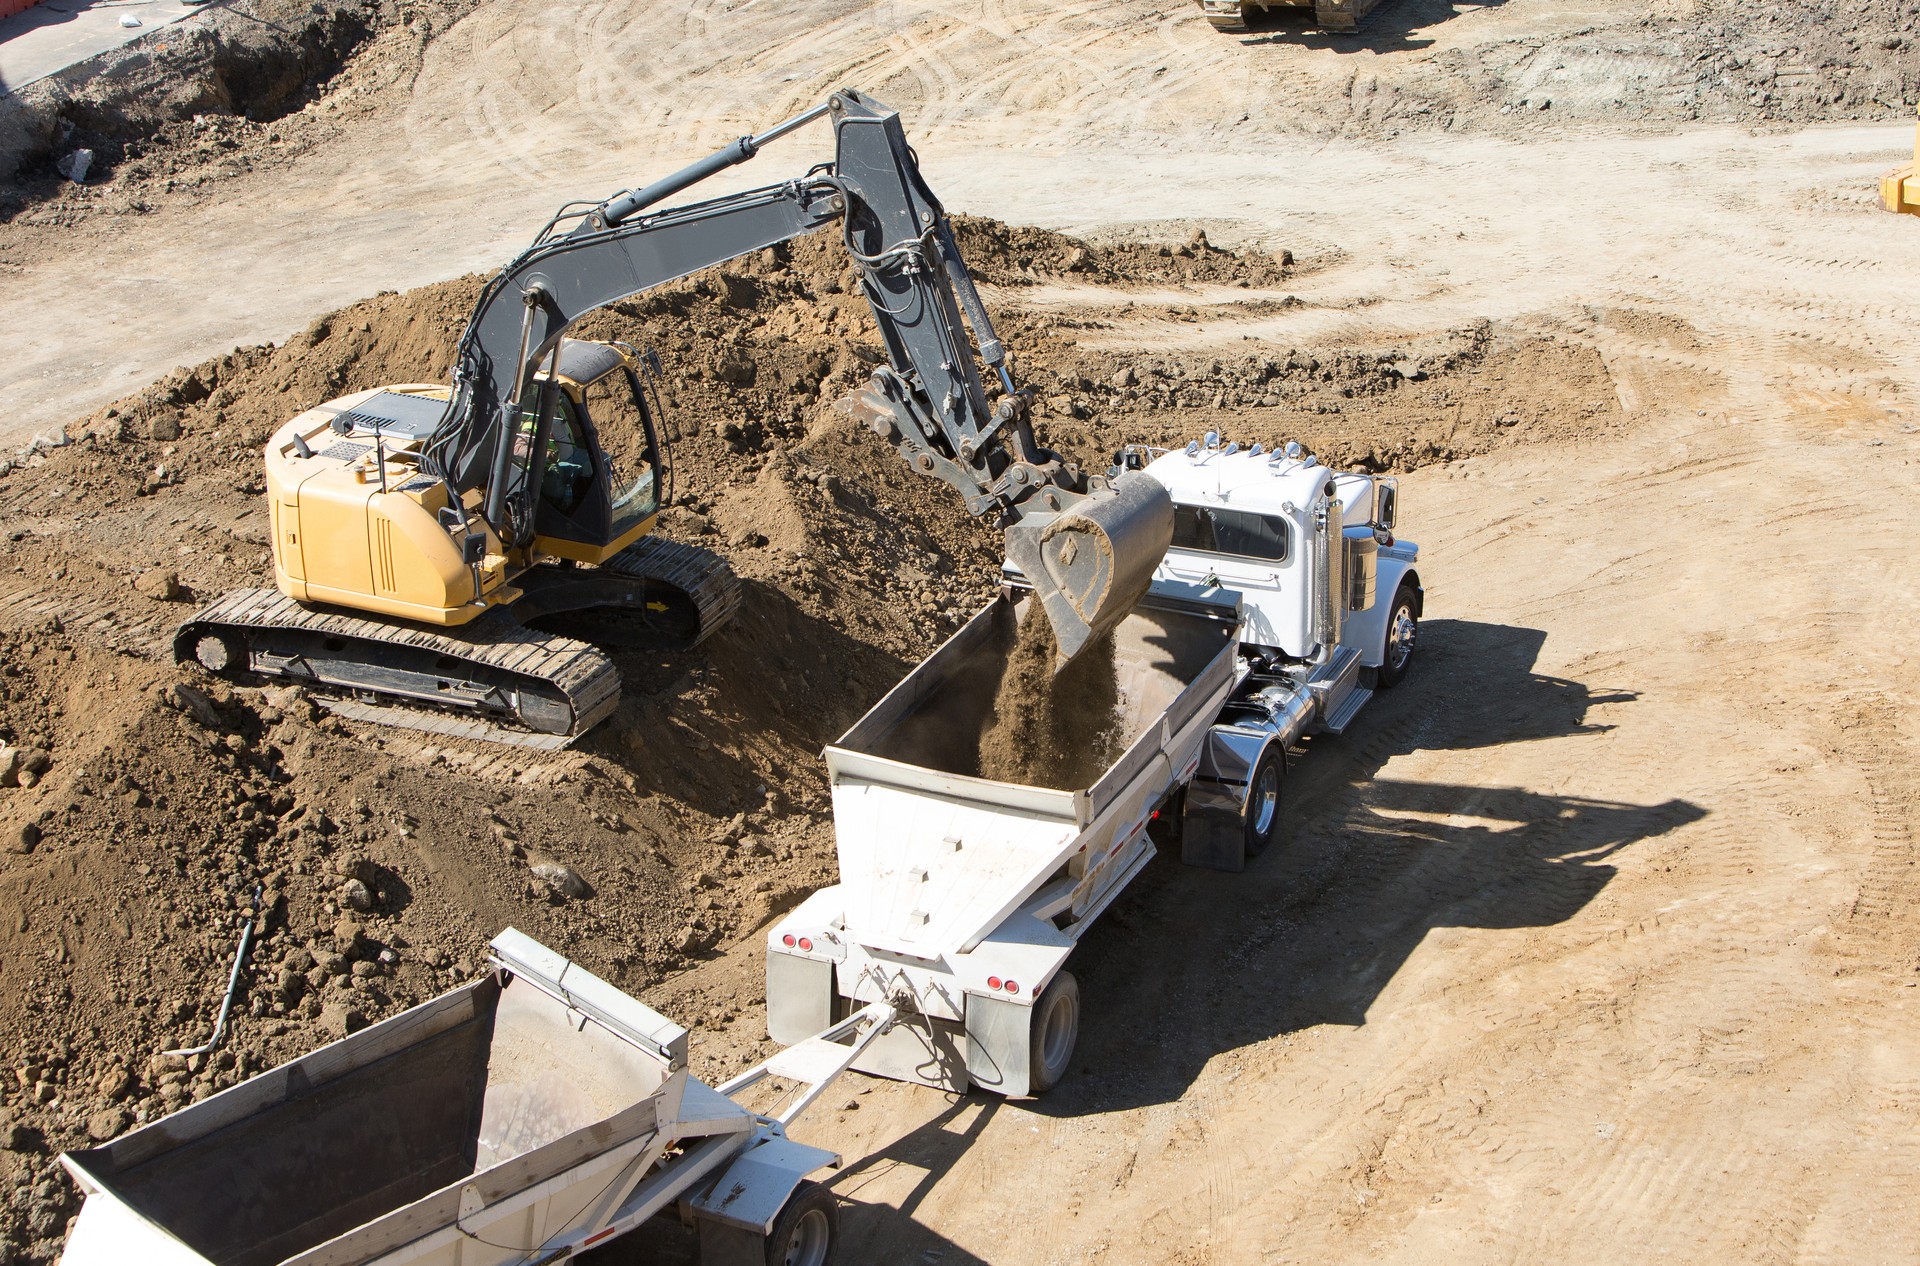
[60,931,867,1266]
[767,435,1422,1096]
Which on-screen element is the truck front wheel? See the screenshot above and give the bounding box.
[1376,582,1419,689]
[765,1181,837,1266]
[1029,970,1081,1094]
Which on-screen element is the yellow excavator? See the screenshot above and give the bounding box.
[176,91,1174,746]
[1882,106,1919,216]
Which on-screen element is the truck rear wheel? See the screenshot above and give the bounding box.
[765,1181,836,1266]
[1376,582,1419,689]
[1245,749,1283,858]
[1029,970,1081,1094]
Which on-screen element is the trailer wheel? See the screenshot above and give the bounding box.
[765,1181,836,1266]
[1029,970,1081,1094]
[1375,582,1419,690]
[1244,749,1283,858]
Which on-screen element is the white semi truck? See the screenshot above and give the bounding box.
[766,433,1421,1096]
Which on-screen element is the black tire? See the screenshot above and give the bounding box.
[1028,970,1081,1095]
[765,1181,837,1266]
[1375,582,1419,690]
[1244,748,1283,858]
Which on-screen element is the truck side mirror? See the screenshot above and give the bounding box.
[1376,481,1397,531]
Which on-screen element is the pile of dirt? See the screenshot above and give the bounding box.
[0,0,478,213]
[978,607,1124,790]
[0,213,1620,1261]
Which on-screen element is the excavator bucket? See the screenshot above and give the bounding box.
[1004,471,1175,667]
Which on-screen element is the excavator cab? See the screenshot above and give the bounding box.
[521,339,666,565]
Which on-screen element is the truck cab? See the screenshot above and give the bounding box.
[1129,432,1419,693]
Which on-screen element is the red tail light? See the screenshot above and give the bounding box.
[781,934,796,947]
[797,937,814,951]
[1004,980,1020,995]
[986,976,1002,991]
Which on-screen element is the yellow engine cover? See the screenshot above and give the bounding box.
[265,387,508,626]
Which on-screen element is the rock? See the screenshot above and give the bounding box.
[56,149,93,183]
[85,1109,130,1143]
[28,426,71,453]
[0,1112,29,1151]
[1110,367,1138,389]
[135,569,183,601]
[531,861,592,900]
[148,414,182,442]
[95,1066,133,1102]
[332,919,367,959]
[1187,228,1212,254]
[338,879,374,912]
[318,1002,367,1038]
[7,823,39,855]
[171,682,223,727]
[0,748,18,788]
[713,354,757,387]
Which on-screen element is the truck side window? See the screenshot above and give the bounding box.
[1171,505,1290,563]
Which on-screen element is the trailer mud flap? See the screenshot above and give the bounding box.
[964,993,1032,1099]
[766,951,834,1047]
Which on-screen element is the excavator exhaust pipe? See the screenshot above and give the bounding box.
[1004,472,1175,667]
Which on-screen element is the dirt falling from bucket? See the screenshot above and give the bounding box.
[978,603,1125,790]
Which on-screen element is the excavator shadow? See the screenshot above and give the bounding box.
[1034,617,1705,1116]
[1231,0,1507,51]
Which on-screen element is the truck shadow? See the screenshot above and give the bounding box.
[1229,0,1507,51]
[1036,617,1705,1114]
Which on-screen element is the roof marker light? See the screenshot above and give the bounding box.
[1185,440,1201,457]
[1223,441,1239,456]
[1249,442,1264,457]
[1204,430,1220,449]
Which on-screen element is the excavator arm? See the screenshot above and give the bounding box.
[420,90,1172,664]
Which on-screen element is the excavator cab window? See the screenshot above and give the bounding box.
[538,394,594,515]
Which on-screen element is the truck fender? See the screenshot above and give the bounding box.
[690,1135,840,1263]
[1181,726,1278,872]
[1351,553,1421,669]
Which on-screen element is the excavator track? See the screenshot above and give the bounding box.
[174,589,622,748]
[514,535,744,650]
[172,538,741,747]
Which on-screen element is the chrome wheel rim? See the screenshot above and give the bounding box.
[1387,605,1417,671]
[783,1208,831,1266]
[1251,764,1280,837]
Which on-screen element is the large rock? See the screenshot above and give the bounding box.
[134,569,183,601]
[318,1002,367,1038]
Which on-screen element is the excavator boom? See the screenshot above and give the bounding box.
[423,89,1171,664]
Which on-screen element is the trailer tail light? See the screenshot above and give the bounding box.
[986,976,1002,991]
[797,937,814,952]
[1004,980,1020,995]
[781,934,796,947]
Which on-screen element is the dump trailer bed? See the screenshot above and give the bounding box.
[60,932,845,1266]
[768,585,1242,1095]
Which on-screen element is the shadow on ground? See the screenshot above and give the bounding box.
[1229,0,1507,52]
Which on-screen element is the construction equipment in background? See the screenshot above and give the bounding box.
[1882,106,1919,215]
[1195,0,1385,33]
[176,90,1174,746]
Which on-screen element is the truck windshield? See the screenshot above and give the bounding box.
[1171,504,1290,562]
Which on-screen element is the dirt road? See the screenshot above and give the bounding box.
[1,0,1917,1262]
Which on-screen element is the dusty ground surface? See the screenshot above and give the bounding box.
[0,0,1917,1263]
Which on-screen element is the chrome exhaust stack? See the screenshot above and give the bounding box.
[1003,471,1174,668]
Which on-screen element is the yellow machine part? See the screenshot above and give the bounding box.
[1882,108,1919,216]
[266,387,512,627]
